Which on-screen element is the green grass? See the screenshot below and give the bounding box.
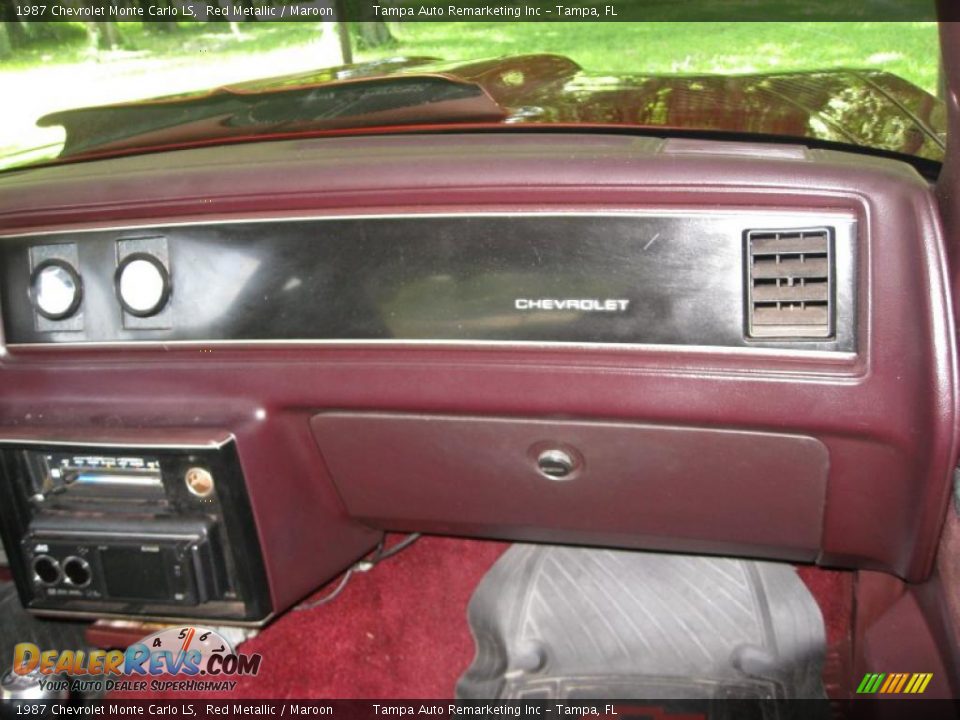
[357,22,940,94]
[0,22,326,69]
[2,21,940,91]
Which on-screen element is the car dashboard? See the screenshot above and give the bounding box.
[0,132,954,628]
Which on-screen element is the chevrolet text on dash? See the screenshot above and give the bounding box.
[514,298,631,311]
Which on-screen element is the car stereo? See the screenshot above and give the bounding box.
[0,438,270,624]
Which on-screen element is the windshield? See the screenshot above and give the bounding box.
[0,13,944,170]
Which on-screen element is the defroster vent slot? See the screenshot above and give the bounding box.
[746,228,833,339]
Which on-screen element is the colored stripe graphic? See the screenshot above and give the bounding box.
[856,673,884,693]
[857,672,933,694]
[879,674,897,693]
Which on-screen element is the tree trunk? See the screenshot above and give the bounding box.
[141,1,178,32]
[332,0,353,64]
[98,22,121,49]
[82,20,121,52]
[83,22,100,53]
[343,1,394,49]
[336,23,353,64]
[0,3,28,49]
[207,0,236,30]
[355,22,393,49]
[0,23,11,60]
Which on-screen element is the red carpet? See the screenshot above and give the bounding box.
[796,565,854,698]
[110,538,852,699]
[119,535,508,699]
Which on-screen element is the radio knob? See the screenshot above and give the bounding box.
[185,467,215,497]
[115,253,170,317]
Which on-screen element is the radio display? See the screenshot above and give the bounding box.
[100,546,171,601]
[26,451,167,505]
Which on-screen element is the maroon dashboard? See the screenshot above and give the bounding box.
[0,132,955,624]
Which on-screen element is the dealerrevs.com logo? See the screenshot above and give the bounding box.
[13,626,262,693]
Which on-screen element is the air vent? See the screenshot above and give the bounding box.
[746,228,833,339]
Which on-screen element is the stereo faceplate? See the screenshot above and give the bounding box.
[23,518,221,607]
[0,439,270,623]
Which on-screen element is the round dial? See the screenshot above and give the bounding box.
[139,626,235,666]
[115,253,170,317]
[30,260,82,320]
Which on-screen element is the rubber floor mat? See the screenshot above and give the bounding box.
[457,545,826,702]
[0,581,89,673]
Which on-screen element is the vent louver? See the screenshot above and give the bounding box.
[746,228,833,339]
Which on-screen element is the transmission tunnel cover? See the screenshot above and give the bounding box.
[457,545,826,701]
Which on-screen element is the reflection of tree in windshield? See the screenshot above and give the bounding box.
[517,69,944,161]
[232,78,489,126]
[39,74,506,158]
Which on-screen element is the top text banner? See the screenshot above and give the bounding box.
[5,1,945,23]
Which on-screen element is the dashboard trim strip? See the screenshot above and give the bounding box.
[3,339,859,363]
[0,209,860,240]
[0,436,234,450]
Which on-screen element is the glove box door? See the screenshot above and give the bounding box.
[311,412,829,560]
